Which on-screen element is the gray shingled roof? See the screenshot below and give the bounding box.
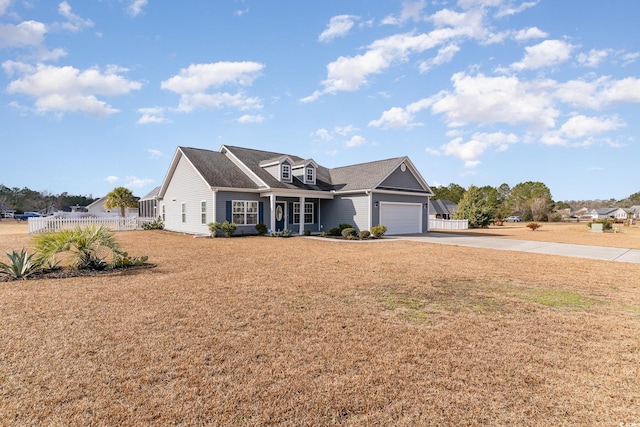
[140,186,161,200]
[329,157,405,192]
[429,199,457,216]
[180,147,260,189]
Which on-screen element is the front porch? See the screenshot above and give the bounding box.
[261,191,334,235]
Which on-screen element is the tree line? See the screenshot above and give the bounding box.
[432,182,640,228]
[0,184,96,215]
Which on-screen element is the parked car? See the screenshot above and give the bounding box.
[14,212,43,221]
[505,216,522,222]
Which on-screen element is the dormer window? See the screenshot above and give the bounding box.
[281,163,291,182]
[305,166,315,184]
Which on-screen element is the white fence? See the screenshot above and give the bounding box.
[28,216,157,234]
[429,218,469,230]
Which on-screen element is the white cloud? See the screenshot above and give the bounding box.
[577,49,609,68]
[431,72,559,130]
[558,114,625,139]
[236,114,265,123]
[334,125,357,136]
[0,0,10,16]
[494,1,538,18]
[137,107,170,124]
[234,8,249,17]
[125,176,154,189]
[0,20,47,48]
[4,62,142,117]
[369,97,435,129]
[430,132,519,167]
[105,176,119,184]
[57,1,94,32]
[514,27,548,41]
[319,15,358,42]
[127,0,148,17]
[161,61,264,112]
[419,44,460,73]
[555,76,640,109]
[511,39,574,71]
[147,149,164,159]
[382,1,426,25]
[312,128,333,141]
[345,135,366,148]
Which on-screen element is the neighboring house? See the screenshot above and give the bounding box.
[86,196,139,217]
[155,145,434,236]
[572,207,590,218]
[0,201,15,218]
[429,199,457,219]
[630,206,640,219]
[589,208,627,221]
[139,186,160,218]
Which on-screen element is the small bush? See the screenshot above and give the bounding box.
[339,223,353,231]
[142,217,164,230]
[303,229,311,236]
[208,222,221,237]
[270,229,295,238]
[370,224,387,238]
[220,221,237,238]
[319,231,328,237]
[255,222,268,235]
[341,228,356,238]
[527,222,542,231]
[358,230,371,239]
[328,227,342,236]
[0,249,40,280]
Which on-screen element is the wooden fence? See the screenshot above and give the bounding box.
[429,218,468,230]
[28,216,157,234]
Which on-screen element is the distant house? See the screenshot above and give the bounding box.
[86,196,139,217]
[139,186,160,218]
[429,199,457,219]
[589,208,627,221]
[0,201,15,218]
[630,206,640,219]
[571,207,590,218]
[154,145,434,236]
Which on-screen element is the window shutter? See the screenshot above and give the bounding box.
[288,203,294,225]
[313,202,318,224]
[226,201,232,222]
[258,202,264,224]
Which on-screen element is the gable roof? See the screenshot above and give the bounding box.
[429,199,457,216]
[160,145,433,196]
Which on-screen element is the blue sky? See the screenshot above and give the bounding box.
[1,0,639,202]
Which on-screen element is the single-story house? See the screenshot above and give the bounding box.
[589,208,627,221]
[0,201,15,218]
[428,199,457,219]
[86,196,139,217]
[155,145,434,236]
[629,206,640,219]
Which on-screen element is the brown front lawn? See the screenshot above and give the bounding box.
[1,224,639,425]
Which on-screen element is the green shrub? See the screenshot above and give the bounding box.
[339,223,353,231]
[328,227,342,236]
[220,221,237,238]
[370,224,387,238]
[319,231,328,237]
[303,229,311,236]
[113,251,149,268]
[255,222,268,235]
[0,249,40,279]
[358,230,371,239]
[208,222,221,237]
[270,229,295,238]
[32,226,122,270]
[142,217,164,230]
[341,227,356,238]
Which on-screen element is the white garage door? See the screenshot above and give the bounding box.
[379,202,422,235]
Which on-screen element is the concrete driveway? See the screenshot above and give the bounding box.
[397,232,640,264]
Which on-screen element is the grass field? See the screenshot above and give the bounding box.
[1,221,639,425]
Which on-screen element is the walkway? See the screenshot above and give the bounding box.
[397,232,640,264]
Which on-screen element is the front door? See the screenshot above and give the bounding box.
[275,202,285,231]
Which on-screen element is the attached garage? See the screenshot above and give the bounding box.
[379,202,422,235]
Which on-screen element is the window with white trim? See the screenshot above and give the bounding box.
[281,163,291,182]
[181,203,186,223]
[162,205,165,221]
[293,202,314,224]
[305,166,315,184]
[201,201,207,224]
[232,201,258,225]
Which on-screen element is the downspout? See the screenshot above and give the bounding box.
[212,188,218,224]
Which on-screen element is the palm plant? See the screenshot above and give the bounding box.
[104,186,138,217]
[0,249,40,279]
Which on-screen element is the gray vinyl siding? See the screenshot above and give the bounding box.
[161,155,213,235]
[379,166,424,191]
[322,193,370,232]
[371,193,430,233]
[215,192,270,235]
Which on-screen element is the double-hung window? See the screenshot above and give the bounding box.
[281,164,291,182]
[232,201,258,225]
[305,167,315,184]
[293,202,314,224]
[201,201,207,224]
[181,203,186,223]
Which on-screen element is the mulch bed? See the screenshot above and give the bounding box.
[0,263,156,282]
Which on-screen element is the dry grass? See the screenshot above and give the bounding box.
[1,221,639,425]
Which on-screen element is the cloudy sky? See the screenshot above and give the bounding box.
[1,0,639,201]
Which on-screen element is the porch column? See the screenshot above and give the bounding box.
[270,194,276,232]
[299,196,305,235]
